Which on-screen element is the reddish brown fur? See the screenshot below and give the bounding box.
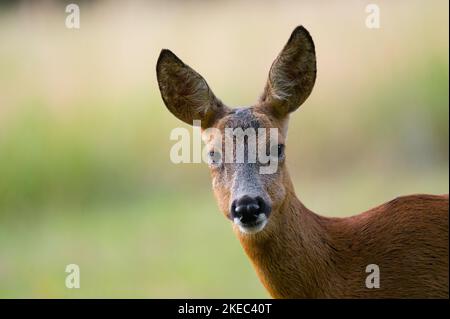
[157,26,449,298]
[237,180,449,298]
[208,110,449,298]
[204,107,449,298]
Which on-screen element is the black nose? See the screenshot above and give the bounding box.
[231,196,267,224]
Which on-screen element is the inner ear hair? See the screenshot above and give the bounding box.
[156,49,229,128]
[258,25,317,118]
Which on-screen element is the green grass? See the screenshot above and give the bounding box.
[0,193,268,298]
[0,165,447,298]
[0,0,448,298]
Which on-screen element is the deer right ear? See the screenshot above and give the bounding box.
[258,26,317,119]
[156,49,228,128]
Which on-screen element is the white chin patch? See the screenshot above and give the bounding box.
[233,214,268,234]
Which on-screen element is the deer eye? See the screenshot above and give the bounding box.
[266,144,285,165]
[277,144,285,158]
[208,149,222,166]
[269,144,285,159]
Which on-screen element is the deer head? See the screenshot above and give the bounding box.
[157,26,316,235]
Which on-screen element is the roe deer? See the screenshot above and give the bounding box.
[156,26,449,298]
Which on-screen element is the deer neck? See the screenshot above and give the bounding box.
[235,180,337,298]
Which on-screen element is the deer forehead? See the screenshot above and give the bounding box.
[201,107,287,147]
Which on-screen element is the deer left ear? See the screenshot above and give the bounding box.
[258,26,317,118]
[156,49,228,128]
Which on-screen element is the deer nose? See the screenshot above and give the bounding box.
[231,196,266,224]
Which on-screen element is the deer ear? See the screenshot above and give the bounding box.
[258,26,317,118]
[156,49,228,128]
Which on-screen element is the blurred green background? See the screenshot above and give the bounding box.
[0,0,448,298]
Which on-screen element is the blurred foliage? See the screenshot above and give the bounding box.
[0,0,448,297]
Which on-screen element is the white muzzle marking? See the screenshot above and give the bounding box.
[233,213,268,234]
